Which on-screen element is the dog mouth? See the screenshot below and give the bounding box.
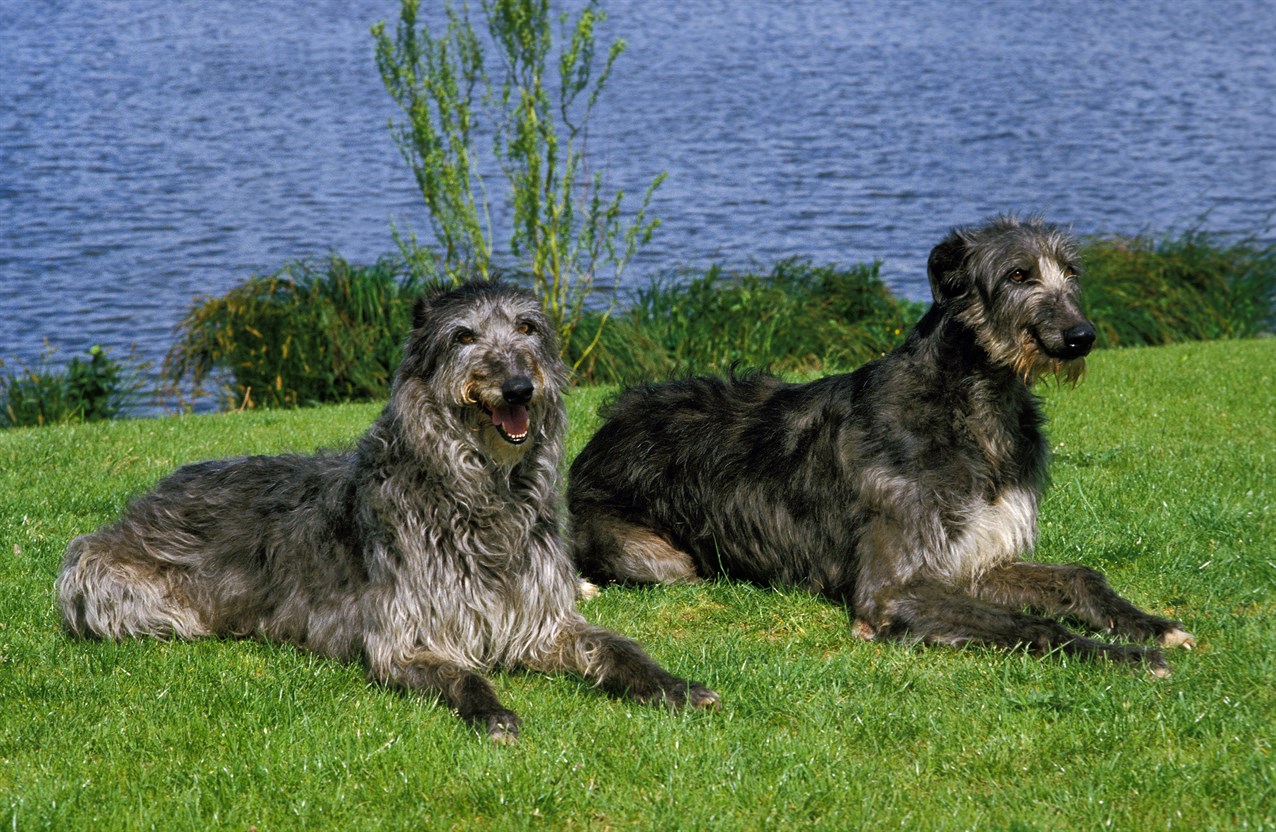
[480,403,530,444]
[1017,332,1087,385]
[1035,337,1077,362]
[1035,336,1080,360]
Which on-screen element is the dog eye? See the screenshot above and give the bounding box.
[454,328,476,345]
[516,320,536,336]
[1007,268,1028,283]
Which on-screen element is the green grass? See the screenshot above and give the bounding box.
[1,340,1272,830]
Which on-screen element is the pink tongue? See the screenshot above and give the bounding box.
[491,405,529,437]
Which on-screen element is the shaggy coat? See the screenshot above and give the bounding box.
[568,216,1194,674]
[57,281,717,743]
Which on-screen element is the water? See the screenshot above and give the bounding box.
[3,0,1274,383]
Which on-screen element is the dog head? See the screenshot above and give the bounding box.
[395,280,568,466]
[928,215,1094,383]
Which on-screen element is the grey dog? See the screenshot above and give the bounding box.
[57,280,718,743]
[568,215,1195,675]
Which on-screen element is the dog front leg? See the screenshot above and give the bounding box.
[367,650,521,744]
[873,579,1176,676]
[534,619,720,710]
[973,562,1195,649]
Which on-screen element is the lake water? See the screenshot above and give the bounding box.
[2,0,1274,382]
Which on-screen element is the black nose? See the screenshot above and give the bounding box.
[1062,323,1097,356]
[501,376,534,406]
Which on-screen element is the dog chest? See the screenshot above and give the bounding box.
[369,516,575,670]
[854,465,1037,581]
[944,485,1038,580]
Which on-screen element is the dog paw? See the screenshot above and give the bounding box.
[1158,627,1196,651]
[482,712,521,746]
[1144,649,1172,679]
[851,619,877,641]
[639,679,721,711]
[577,579,601,601]
[687,683,721,711]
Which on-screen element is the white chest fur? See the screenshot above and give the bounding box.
[938,485,1038,582]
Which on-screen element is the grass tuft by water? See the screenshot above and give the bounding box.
[163,254,428,410]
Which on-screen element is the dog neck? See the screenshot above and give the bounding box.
[906,306,1025,385]
[903,306,1047,489]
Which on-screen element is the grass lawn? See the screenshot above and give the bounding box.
[1,339,1272,831]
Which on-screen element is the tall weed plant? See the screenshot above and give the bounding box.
[165,256,423,409]
[373,0,663,369]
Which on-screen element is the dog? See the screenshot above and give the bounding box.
[57,280,718,743]
[567,216,1195,675]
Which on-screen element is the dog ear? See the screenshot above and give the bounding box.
[927,231,969,301]
[411,281,456,331]
[412,294,433,332]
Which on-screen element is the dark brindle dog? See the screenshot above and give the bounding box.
[57,281,717,743]
[569,216,1194,675]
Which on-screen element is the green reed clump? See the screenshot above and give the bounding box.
[569,259,926,383]
[570,233,1274,384]
[161,230,1275,408]
[1,344,145,428]
[166,256,426,409]
[1080,229,1276,347]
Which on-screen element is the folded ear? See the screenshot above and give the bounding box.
[411,281,457,331]
[926,230,970,302]
[412,294,433,332]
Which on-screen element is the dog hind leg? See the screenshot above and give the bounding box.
[973,562,1195,648]
[876,579,1174,676]
[571,514,699,585]
[57,533,209,640]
